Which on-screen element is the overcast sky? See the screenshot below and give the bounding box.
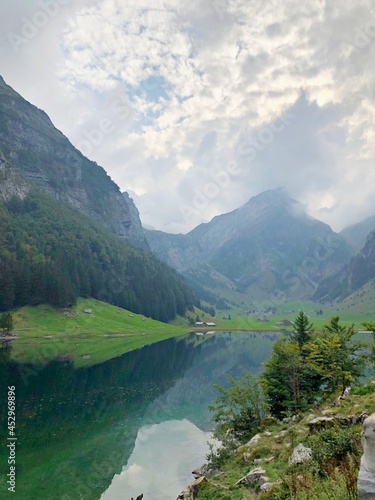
[1,0,375,233]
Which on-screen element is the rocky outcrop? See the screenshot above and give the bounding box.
[288,443,312,465]
[0,75,146,247]
[244,433,262,448]
[191,464,219,479]
[307,412,369,434]
[358,413,375,499]
[122,192,147,246]
[176,477,207,500]
[233,467,269,488]
[315,228,375,301]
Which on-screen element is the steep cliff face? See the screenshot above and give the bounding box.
[340,215,375,255]
[315,229,375,301]
[147,189,351,299]
[0,76,146,247]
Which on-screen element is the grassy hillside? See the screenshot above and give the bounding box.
[7,298,187,367]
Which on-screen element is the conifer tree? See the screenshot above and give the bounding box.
[291,310,314,353]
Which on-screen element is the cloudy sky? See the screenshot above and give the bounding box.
[1,0,375,233]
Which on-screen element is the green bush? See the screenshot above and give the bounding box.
[308,428,361,475]
[351,383,375,395]
[209,373,267,442]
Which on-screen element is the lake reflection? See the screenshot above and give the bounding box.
[101,420,213,500]
[0,331,279,500]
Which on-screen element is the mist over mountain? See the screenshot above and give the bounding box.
[2,74,374,310]
[315,228,375,302]
[146,189,352,301]
[340,215,375,254]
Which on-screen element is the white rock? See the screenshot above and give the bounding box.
[358,469,375,500]
[358,413,375,499]
[245,433,262,448]
[260,482,274,492]
[233,468,266,487]
[322,409,332,415]
[258,475,270,485]
[288,443,312,465]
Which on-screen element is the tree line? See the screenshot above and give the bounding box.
[0,191,196,321]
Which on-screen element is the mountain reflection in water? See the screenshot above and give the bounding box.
[0,331,279,500]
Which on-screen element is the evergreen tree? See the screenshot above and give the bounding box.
[0,312,14,334]
[308,317,364,394]
[0,259,16,311]
[261,337,321,417]
[291,310,314,354]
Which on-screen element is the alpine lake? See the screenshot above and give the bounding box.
[0,331,281,500]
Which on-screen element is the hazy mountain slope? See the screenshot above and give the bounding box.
[146,189,351,300]
[0,75,146,247]
[340,215,375,254]
[315,229,375,302]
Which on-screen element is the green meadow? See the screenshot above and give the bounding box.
[7,298,187,367]
[5,284,375,368]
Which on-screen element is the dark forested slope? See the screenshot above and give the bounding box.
[0,191,195,321]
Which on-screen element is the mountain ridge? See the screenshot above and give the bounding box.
[315,228,375,302]
[340,215,375,254]
[0,75,146,247]
[146,189,352,301]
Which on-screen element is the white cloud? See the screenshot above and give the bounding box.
[2,0,375,233]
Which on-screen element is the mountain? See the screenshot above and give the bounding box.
[0,188,195,320]
[340,215,375,254]
[0,76,196,320]
[314,228,375,302]
[146,189,352,301]
[0,75,146,247]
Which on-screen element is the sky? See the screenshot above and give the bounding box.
[1,0,375,234]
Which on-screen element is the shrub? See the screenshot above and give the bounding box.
[307,427,361,476]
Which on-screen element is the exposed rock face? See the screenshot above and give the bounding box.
[315,228,375,301]
[242,433,262,450]
[0,75,146,247]
[122,192,146,245]
[358,413,375,499]
[146,189,351,300]
[340,215,375,254]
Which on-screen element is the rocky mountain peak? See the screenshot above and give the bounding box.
[147,189,351,300]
